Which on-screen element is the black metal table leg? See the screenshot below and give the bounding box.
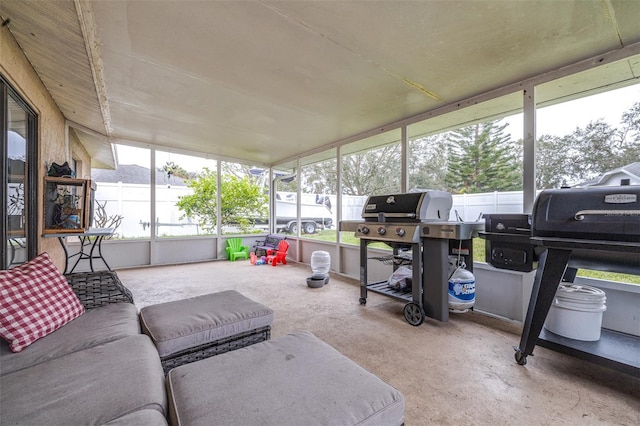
[88,235,98,272]
[68,235,90,274]
[57,236,70,274]
[516,247,572,365]
[94,235,112,271]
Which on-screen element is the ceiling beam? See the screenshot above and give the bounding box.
[75,0,112,136]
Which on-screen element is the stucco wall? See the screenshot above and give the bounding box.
[1,24,91,270]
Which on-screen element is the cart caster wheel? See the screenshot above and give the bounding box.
[359,297,367,305]
[515,350,527,366]
[403,303,424,326]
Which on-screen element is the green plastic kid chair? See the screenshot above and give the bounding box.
[226,238,249,261]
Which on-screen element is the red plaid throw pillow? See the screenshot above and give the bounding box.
[0,252,85,352]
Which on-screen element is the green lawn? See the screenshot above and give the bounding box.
[302,231,640,285]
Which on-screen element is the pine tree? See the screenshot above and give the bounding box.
[445,121,521,193]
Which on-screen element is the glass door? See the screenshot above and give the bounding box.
[2,76,37,269]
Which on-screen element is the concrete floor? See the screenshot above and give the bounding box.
[117,260,640,425]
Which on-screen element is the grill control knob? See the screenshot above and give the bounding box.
[359,226,369,234]
[395,227,405,237]
[377,227,386,235]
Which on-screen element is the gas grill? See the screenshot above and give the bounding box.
[482,185,640,372]
[340,190,483,325]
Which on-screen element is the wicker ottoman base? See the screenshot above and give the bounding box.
[139,290,273,374]
[159,325,270,373]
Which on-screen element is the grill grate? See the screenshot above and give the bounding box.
[368,254,413,266]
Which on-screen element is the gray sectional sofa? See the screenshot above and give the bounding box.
[0,301,169,424]
[0,271,404,425]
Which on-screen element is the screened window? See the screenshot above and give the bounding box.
[156,151,216,237]
[273,162,298,235]
[219,161,268,235]
[536,80,640,284]
[340,129,401,245]
[91,145,151,239]
[409,92,524,220]
[299,150,337,241]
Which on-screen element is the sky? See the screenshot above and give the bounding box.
[503,84,640,141]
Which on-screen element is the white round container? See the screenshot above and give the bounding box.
[310,251,331,279]
[544,284,606,341]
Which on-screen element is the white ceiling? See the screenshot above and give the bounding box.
[1,1,640,168]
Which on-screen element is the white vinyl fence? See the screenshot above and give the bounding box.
[94,182,528,239]
[94,183,196,238]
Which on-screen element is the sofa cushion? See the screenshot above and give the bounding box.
[103,409,169,425]
[0,252,85,352]
[166,331,405,426]
[140,290,273,357]
[0,302,140,375]
[0,334,167,425]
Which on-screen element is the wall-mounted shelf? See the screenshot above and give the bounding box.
[43,177,91,234]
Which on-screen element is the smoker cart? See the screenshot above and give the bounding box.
[483,186,640,373]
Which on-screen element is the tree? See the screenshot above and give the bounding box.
[564,120,622,184]
[619,101,640,165]
[535,134,571,189]
[300,159,337,195]
[341,144,402,195]
[445,121,521,193]
[536,102,640,187]
[176,168,268,234]
[409,134,448,190]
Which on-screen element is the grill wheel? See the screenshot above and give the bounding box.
[403,302,424,326]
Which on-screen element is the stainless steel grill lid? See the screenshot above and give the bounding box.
[361,190,452,222]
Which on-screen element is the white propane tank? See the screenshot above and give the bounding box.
[448,265,475,313]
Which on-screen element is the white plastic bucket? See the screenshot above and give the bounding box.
[310,251,331,279]
[544,284,606,341]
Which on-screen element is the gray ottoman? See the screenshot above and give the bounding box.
[140,290,273,374]
[166,331,405,426]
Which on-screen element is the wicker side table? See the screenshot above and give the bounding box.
[66,271,134,309]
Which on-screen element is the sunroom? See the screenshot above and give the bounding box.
[1,1,639,424]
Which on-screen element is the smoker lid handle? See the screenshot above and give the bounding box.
[574,209,640,221]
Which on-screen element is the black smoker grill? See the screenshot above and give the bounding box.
[482,185,640,373]
[340,191,483,326]
[483,213,536,272]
